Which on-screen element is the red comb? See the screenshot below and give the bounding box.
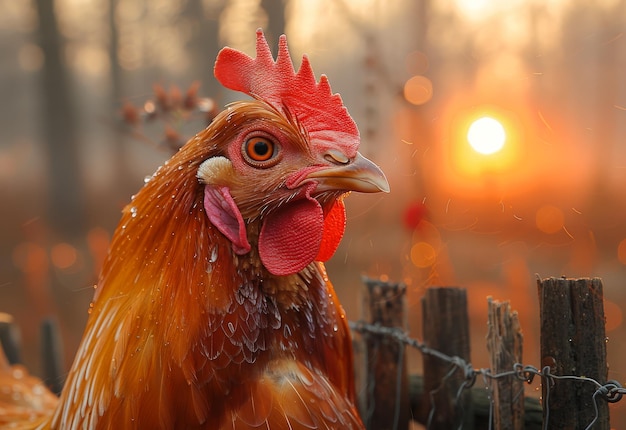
[214,29,359,155]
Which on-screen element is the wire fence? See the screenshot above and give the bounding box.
[350,320,625,430]
[351,276,624,430]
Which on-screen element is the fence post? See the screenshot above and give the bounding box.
[360,277,410,430]
[0,313,21,365]
[537,277,609,429]
[41,318,64,395]
[486,297,524,430]
[421,287,473,430]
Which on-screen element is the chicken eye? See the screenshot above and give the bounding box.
[243,136,277,165]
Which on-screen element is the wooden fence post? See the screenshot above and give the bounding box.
[41,318,64,395]
[486,297,524,430]
[537,277,609,429]
[0,313,21,365]
[360,277,410,430]
[421,287,473,430]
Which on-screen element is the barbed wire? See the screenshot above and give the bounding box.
[349,320,626,430]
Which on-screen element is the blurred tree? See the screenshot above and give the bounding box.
[560,1,625,251]
[260,0,285,50]
[183,0,222,95]
[35,0,85,238]
[587,1,623,238]
[108,0,131,191]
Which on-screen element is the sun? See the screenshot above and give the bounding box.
[467,116,506,155]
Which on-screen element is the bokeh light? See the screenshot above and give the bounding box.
[467,117,506,155]
[535,205,564,234]
[455,0,489,17]
[50,243,78,270]
[411,241,437,268]
[12,242,47,273]
[409,220,442,269]
[404,75,433,106]
[87,227,110,274]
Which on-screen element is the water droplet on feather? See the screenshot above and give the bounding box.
[11,367,24,380]
[209,247,218,263]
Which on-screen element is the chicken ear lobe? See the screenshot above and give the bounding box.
[203,185,251,254]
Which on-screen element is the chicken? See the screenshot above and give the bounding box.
[1,29,389,429]
[0,345,58,429]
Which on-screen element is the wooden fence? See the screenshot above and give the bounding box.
[351,276,623,429]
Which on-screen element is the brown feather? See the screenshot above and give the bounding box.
[0,347,57,429]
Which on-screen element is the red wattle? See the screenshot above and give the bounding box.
[259,185,323,276]
[315,199,346,262]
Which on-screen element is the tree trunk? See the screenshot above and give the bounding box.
[260,0,286,50]
[35,0,84,238]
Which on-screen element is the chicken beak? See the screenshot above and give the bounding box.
[307,152,390,193]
